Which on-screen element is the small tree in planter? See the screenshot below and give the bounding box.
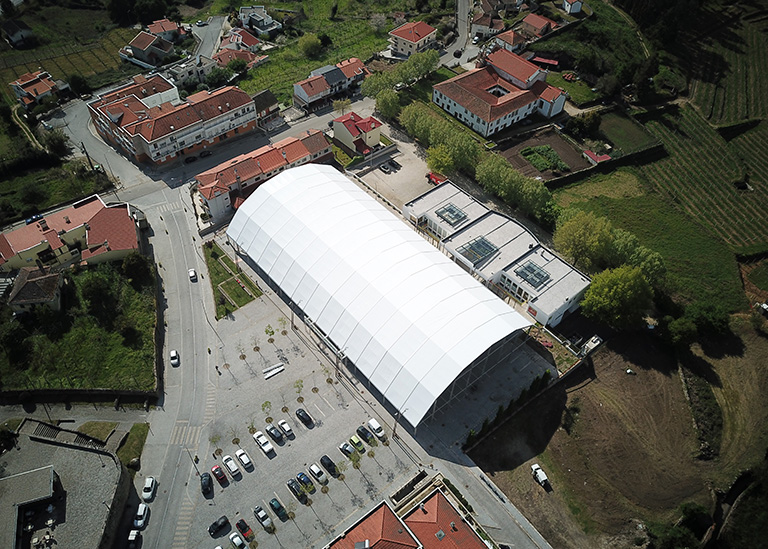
[262,401,272,423]
[294,379,304,403]
[265,324,275,344]
[278,316,288,335]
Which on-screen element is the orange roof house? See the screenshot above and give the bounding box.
[327,501,420,549]
[389,21,437,56]
[8,70,64,109]
[521,13,558,37]
[147,18,186,43]
[331,111,383,156]
[403,490,486,549]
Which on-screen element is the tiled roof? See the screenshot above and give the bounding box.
[522,13,557,33]
[403,490,486,549]
[252,89,278,112]
[7,267,61,306]
[231,28,260,47]
[565,0,581,4]
[271,136,310,163]
[328,502,420,549]
[472,13,504,30]
[82,206,138,256]
[496,29,525,47]
[530,79,564,102]
[297,75,330,98]
[311,65,346,87]
[94,75,175,107]
[336,57,370,80]
[300,128,332,154]
[129,31,159,51]
[434,67,537,123]
[147,19,181,34]
[334,111,382,138]
[486,49,540,84]
[10,71,57,99]
[213,48,262,68]
[389,21,436,43]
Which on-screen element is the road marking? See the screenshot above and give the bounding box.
[312,402,326,417]
[170,421,188,445]
[320,394,335,411]
[203,389,216,422]
[156,201,181,213]
[171,499,194,548]
[185,425,202,447]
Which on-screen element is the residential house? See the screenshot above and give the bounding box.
[521,13,558,37]
[167,54,217,87]
[388,21,437,57]
[494,29,526,52]
[402,490,488,549]
[8,70,67,110]
[220,28,261,53]
[325,501,420,549]
[195,129,332,221]
[147,18,187,43]
[238,5,283,37]
[292,58,369,111]
[481,0,522,15]
[471,12,505,39]
[331,112,382,156]
[122,31,174,67]
[88,75,261,165]
[432,48,566,137]
[0,195,140,274]
[563,0,583,14]
[7,267,64,313]
[1,20,34,48]
[252,89,280,128]
[212,49,268,71]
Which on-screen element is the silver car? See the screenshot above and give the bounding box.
[253,505,273,530]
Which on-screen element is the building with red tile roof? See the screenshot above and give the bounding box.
[293,58,370,110]
[89,78,261,165]
[194,129,332,221]
[123,31,174,66]
[584,150,611,164]
[336,57,370,86]
[0,195,139,273]
[332,112,383,156]
[327,501,420,549]
[7,267,64,313]
[521,13,558,37]
[389,21,437,56]
[147,18,186,43]
[8,70,66,110]
[213,49,268,70]
[220,28,261,53]
[471,12,505,39]
[403,490,486,549]
[494,29,526,53]
[293,75,330,109]
[432,49,566,137]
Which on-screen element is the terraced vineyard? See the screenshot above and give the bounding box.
[687,3,768,125]
[640,105,768,253]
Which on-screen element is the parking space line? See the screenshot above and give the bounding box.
[320,394,335,411]
[312,402,326,417]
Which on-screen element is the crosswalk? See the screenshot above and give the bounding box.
[156,201,182,213]
[204,388,216,424]
[169,421,202,447]
[171,499,195,549]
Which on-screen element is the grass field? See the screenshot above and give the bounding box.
[555,168,746,311]
[546,72,598,106]
[598,111,658,153]
[203,241,261,319]
[747,263,768,292]
[78,421,118,441]
[117,422,149,473]
[639,105,768,254]
[686,2,768,125]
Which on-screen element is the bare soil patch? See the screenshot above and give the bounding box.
[497,128,590,180]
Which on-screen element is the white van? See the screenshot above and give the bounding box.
[367,418,386,441]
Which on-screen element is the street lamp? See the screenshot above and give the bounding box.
[392,408,408,439]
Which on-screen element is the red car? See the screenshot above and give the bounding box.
[211,465,226,482]
[236,518,253,539]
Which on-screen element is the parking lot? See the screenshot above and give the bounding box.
[183,282,422,549]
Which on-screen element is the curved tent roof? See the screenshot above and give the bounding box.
[226,164,530,427]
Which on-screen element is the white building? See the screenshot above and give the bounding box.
[227,165,532,429]
[563,0,583,14]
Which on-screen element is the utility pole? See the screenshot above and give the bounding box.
[80,142,94,170]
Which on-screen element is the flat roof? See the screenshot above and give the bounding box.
[404,183,489,238]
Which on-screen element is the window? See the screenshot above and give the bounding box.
[456,236,498,265]
[435,203,467,226]
[515,261,550,289]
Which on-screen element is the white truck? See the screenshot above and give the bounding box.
[531,464,549,488]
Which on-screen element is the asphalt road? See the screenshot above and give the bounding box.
[191,16,227,58]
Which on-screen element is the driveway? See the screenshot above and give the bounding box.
[192,15,227,58]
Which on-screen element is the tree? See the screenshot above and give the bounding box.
[518,177,552,221]
[361,72,396,98]
[122,251,153,289]
[298,33,322,58]
[553,210,613,272]
[333,99,351,115]
[134,0,167,25]
[370,13,387,33]
[41,129,70,158]
[206,67,232,88]
[399,103,433,145]
[68,74,90,96]
[227,58,248,74]
[375,89,400,120]
[475,153,514,201]
[596,73,620,97]
[426,144,454,175]
[318,33,333,48]
[408,50,440,81]
[581,265,652,328]
[107,0,136,25]
[445,133,481,176]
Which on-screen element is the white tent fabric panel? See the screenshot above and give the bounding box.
[226,164,531,427]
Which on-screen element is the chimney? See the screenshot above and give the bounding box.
[450,521,457,531]
[64,216,70,224]
[420,503,427,513]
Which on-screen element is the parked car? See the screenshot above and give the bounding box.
[379,163,391,174]
[297,471,315,492]
[339,442,355,457]
[222,455,240,477]
[170,349,180,367]
[200,472,212,494]
[296,408,313,426]
[349,435,365,453]
[265,423,283,442]
[531,463,549,487]
[287,478,308,503]
[472,35,480,45]
[25,213,43,225]
[200,149,212,157]
[253,505,273,530]
[229,532,245,547]
[127,529,140,549]
[184,155,197,164]
[308,463,328,484]
[133,503,149,529]
[320,454,338,477]
[356,425,375,445]
[188,268,197,281]
[253,431,274,455]
[208,515,229,536]
[235,448,252,469]
[235,518,253,538]
[196,19,207,26]
[269,498,289,521]
[141,476,157,501]
[277,419,294,438]
[367,418,386,441]
[453,48,463,58]
[211,465,226,482]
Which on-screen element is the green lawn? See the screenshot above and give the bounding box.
[599,111,658,153]
[203,241,261,319]
[78,421,118,441]
[221,278,255,308]
[546,72,599,106]
[117,422,149,473]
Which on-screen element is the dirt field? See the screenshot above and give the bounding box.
[497,128,591,180]
[470,324,768,548]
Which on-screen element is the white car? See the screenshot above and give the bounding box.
[308,462,328,485]
[222,455,240,476]
[188,268,197,281]
[367,418,386,441]
[229,532,245,547]
[133,503,149,529]
[235,448,252,469]
[141,476,156,501]
[253,431,274,455]
[253,505,273,530]
[169,349,179,367]
[277,419,294,438]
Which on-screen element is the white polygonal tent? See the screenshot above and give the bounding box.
[226,164,531,428]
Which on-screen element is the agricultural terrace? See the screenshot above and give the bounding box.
[728,120,768,232]
[554,168,745,311]
[640,105,768,255]
[598,111,658,154]
[686,2,768,125]
[0,27,140,103]
[238,0,444,103]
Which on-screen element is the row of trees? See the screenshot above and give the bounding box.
[362,50,440,99]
